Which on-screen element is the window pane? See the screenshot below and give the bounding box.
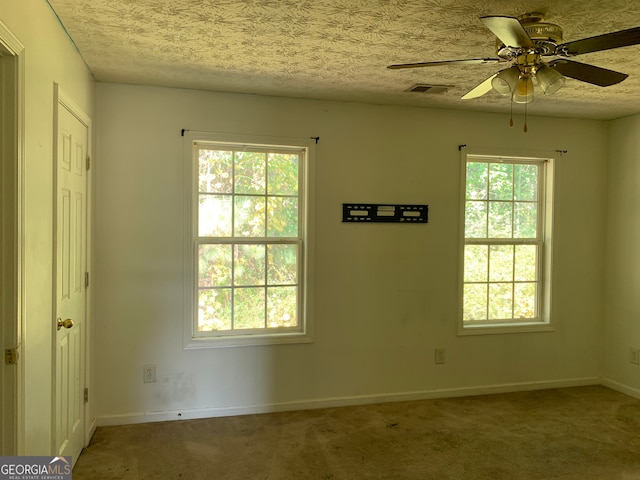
[462,156,547,328]
[199,195,232,237]
[514,283,537,318]
[488,201,513,238]
[464,245,488,282]
[198,288,232,331]
[268,244,297,285]
[199,244,232,287]
[488,283,513,320]
[465,201,487,238]
[193,141,306,339]
[489,245,513,282]
[514,164,538,201]
[268,153,298,195]
[234,196,265,237]
[234,287,265,329]
[268,197,298,237]
[489,163,513,200]
[466,162,488,200]
[234,151,266,194]
[463,284,487,321]
[514,202,537,238]
[199,149,232,193]
[267,286,297,328]
[234,244,265,286]
[515,245,537,281]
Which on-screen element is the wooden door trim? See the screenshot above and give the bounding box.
[0,19,24,456]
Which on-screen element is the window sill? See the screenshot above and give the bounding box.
[184,331,313,349]
[458,322,555,336]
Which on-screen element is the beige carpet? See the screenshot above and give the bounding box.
[74,386,640,479]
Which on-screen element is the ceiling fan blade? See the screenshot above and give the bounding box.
[549,59,628,86]
[461,73,497,100]
[558,26,640,56]
[387,58,502,69]
[480,16,533,48]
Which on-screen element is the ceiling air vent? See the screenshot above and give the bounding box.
[407,84,453,94]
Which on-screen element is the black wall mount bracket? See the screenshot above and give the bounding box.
[342,203,428,223]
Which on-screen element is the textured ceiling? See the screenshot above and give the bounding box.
[47,0,640,120]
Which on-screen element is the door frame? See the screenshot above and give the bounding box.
[52,83,94,454]
[0,20,24,456]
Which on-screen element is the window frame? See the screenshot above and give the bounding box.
[458,149,555,335]
[183,132,314,348]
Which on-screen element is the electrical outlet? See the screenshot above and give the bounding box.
[143,364,157,383]
[630,348,640,366]
[435,348,446,365]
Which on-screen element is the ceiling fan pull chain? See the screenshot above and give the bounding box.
[509,96,514,127]
[524,100,528,133]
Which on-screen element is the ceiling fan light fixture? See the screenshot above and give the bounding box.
[491,66,520,95]
[536,65,566,95]
[513,76,534,104]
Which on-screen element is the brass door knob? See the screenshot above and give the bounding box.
[57,318,74,331]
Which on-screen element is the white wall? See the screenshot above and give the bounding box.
[95,82,608,424]
[0,0,95,453]
[604,113,640,395]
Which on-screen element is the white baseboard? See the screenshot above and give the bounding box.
[601,378,640,400]
[97,376,600,427]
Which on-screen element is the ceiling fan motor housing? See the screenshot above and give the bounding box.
[496,21,564,58]
[524,23,564,43]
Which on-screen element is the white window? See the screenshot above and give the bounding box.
[459,152,554,334]
[184,133,314,347]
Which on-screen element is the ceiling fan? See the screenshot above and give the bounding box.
[388,13,640,104]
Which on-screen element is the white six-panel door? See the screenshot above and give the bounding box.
[54,95,88,462]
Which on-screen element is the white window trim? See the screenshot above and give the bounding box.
[183,131,315,348]
[457,147,556,336]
